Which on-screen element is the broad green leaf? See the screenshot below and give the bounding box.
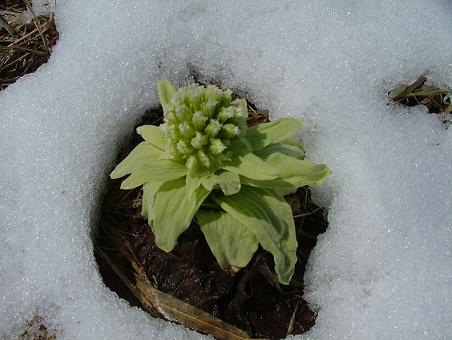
[201,171,241,196]
[223,152,278,181]
[157,80,176,109]
[226,138,251,158]
[215,186,298,284]
[241,158,331,196]
[240,177,298,196]
[153,178,210,252]
[136,125,165,150]
[119,160,186,189]
[201,176,219,191]
[186,160,213,179]
[186,173,203,199]
[214,171,241,196]
[282,137,305,155]
[255,151,331,186]
[141,181,164,219]
[110,142,166,179]
[196,210,258,270]
[245,118,303,151]
[255,142,305,160]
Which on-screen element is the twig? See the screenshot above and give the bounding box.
[286,300,300,336]
[293,206,322,218]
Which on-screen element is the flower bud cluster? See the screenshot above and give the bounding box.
[162,84,248,173]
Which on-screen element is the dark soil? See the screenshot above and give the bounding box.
[96,106,329,339]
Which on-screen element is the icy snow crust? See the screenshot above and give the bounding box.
[1,0,451,339]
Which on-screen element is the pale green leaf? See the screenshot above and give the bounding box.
[157,80,176,109]
[119,160,186,189]
[153,178,210,252]
[215,171,241,196]
[201,171,241,196]
[196,210,258,270]
[223,152,278,181]
[186,173,203,199]
[227,137,251,156]
[282,137,305,155]
[256,152,331,186]
[240,177,298,196]
[215,186,298,284]
[245,118,303,151]
[110,142,166,179]
[136,125,165,150]
[141,181,164,220]
[255,142,305,160]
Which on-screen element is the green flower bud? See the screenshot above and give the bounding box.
[218,108,234,122]
[178,121,194,138]
[191,132,208,149]
[221,124,240,138]
[176,140,192,155]
[209,139,227,155]
[197,150,211,168]
[175,104,188,121]
[192,111,208,130]
[203,99,218,117]
[233,106,247,120]
[205,119,222,137]
[185,155,198,172]
[160,82,249,174]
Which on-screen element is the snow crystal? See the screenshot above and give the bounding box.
[1,0,451,339]
[31,0,54,16]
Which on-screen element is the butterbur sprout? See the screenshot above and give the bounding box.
[111,80,331,285]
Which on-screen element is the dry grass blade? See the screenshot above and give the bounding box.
[286,300,300,336]
[135,281,251,340]
[388,72,452,128]
[18,315,57,340]
[0,0,58,91]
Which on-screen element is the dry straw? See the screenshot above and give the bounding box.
[389,72,452,129]
[0,0,58,90]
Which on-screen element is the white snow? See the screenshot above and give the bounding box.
[1,0,451,339]
[31,0,54,16]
